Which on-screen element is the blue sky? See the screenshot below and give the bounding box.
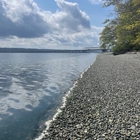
[0,0,112,49]
[34,0,112,26]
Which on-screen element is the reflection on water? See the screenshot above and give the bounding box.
[0,53,97,140]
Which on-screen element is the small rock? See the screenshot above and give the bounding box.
[129,125,135,130]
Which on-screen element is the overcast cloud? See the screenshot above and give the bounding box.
[0,0,103,49]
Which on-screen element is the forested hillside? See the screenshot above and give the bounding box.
[100,0,140,54]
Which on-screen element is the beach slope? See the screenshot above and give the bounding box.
[42,53,140,140]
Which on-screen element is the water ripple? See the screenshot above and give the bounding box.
[0,53,97,140]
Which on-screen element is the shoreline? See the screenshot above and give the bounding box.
[35,55,98,140]
[38,53,140,139]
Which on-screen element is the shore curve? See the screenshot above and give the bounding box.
[39,53,140,139]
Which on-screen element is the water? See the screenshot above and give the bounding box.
[0,53,97,140]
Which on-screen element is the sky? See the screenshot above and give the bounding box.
[0,0,113,50]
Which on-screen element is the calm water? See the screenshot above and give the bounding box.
[0,53,97,140]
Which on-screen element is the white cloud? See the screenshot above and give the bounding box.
[0,0,103,49]
[89,0,102,4]
[0,26,103,49]
[0,0,91,38]
[0,0,50,38]
[55,0,90,30]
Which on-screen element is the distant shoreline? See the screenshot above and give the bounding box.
[0,48,101,53]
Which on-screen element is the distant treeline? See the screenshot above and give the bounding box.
[0,48,88,53]
[0,48,56,53]
[100,0,140,55]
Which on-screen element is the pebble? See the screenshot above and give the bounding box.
[41,53,140,139]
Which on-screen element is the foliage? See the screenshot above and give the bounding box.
[100,19,117,51]
[100,0,140,54]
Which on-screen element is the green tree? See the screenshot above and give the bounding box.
[100,19,117,51]
[100,0,140,54]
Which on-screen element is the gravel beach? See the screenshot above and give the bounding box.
[42,53,140,140]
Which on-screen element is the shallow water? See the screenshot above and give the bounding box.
[0,53,97,140]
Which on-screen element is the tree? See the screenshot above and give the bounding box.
[100,19,117,51]
[100,0,140,54]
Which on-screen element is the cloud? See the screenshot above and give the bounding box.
[0,26,103,49]
[0,0,103,49]
[89,0,102,4]
[0,0,50,38]
[55,0,91,30]
[0,0,91,38]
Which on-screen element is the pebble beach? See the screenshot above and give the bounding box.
[41,53,140,140]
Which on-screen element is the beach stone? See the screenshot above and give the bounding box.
[41,53,140,139]
[129,125,136,130]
